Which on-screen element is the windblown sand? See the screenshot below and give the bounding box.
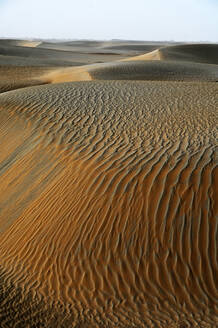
[0,40,217,327]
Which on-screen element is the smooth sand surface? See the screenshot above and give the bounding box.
[0,40,217,327]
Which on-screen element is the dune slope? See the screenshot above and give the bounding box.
[43,59,218,84]
[126,44,218,65]
[159,44,218,64]
[0,81,217,327]
[0,66,55,93]
[0,40,136,67]
[88,60,218,82]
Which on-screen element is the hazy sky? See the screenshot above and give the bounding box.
[0,0,218,41]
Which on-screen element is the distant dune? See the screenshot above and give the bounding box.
[42,59,218,84]
[125,43,218,64]
[0,39,157,67]
[16,40,42,47]
[160,44,218,64]
[88,60,218,82]
[0,39,41,47]
[37,41,163,54]
[122,49,162,61]
[40,43,218,84]
[0,40,217,327]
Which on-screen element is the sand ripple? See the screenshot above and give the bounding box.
[0,81,217,327]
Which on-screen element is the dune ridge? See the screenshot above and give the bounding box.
[1,42,218,94]
[41,59,218,84]
[0,81,217,327]
[125,44,218,65]
[88,60,218,82]
[1,58,218,94]
[122,49,162,61]
[38,44,218,84]
[0,39,149,67]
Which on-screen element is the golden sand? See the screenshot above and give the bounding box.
[0,41,217,327]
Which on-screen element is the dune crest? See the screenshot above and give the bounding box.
[42,60,218,84]
[122,49,162,61]
[44,66,92,83]
[125,43,218,64]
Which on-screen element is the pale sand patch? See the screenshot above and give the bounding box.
[17,41,42,47]
[121,49,162,61]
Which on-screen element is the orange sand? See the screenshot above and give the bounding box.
[0,40,217,327]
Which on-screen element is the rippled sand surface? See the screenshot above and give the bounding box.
[0,66,54,93]
[0,78,217,327]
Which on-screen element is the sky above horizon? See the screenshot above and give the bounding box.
[0,0,218,42]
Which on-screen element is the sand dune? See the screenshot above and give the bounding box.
[0,39,140,67]
[160,44,218,64]
[0,39,41,47]
[126,43,218,65]
[0,66,54,93]
[88,60,218,82]
[0,40,217,327]
[28,43,218,85]
[16,40,42,47]
[0,80,217,327]
[122,49,162,61]
[1,41,217,66]
[127,44,218,65]
[37,40,171,55]
[42,59,218,84]
[0,42,86,66]
[2,41,217,89]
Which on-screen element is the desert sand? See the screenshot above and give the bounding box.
[0,39,217,327]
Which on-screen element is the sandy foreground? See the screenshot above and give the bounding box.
[0,40,217,327]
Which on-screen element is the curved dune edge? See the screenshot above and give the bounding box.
[0,81,217,327]
[121,49,162,61]
[41,49,163,84]
[88,60,218,82]
[43,66,93,83]
[123,44,218,64]
[42,60,218,84]
[40,44,218,84]
[1,57,218,93]
[0,43,217,93]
